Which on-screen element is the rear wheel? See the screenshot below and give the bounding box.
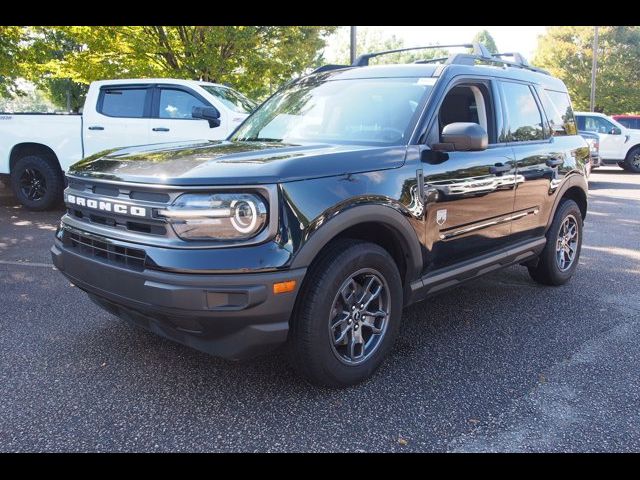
[288,239,403,387]
[528,199,583,286]
[10,155,63,210]
[624,146,640,173]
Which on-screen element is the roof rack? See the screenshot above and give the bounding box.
[352,43,492,67]
[312,42,550,76]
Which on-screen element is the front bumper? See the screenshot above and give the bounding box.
[51,234,306,360]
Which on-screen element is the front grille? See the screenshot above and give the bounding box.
[65,229,146,271]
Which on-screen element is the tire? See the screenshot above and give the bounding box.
[528,199,583,286]
[288,239,403,387]
[618,161,629,171]
[624,146,640,173]
[10,155,64,211]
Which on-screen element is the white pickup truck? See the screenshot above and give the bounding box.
[0,78,256,209]
[575,111,640,173]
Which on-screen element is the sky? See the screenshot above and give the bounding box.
[324,26,548,62]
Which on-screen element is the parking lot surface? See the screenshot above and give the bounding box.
[1,167,639,452]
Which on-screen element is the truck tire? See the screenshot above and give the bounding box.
[288,239,403,387]
[624,146,640,173]
[618,161,630,171]
[528,199,583,286]
[10,155,64,211]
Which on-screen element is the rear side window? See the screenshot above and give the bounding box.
[539,89,577,136]
[99,88,148,118]
[501,82,545,142]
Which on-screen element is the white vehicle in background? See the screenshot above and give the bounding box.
[0,78,256,209]
[575,111,640,173]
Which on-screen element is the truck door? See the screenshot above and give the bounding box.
[148,86,228,143]
[83,85,152,156]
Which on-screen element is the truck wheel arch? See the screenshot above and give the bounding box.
[546,175,588,231]
[289,204,424,288]
[10,143,60,173]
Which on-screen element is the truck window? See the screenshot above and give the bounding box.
[159,89,208,119]
[99,88,148,118]
[579,115,616,134]
[539,89,577,136]
[501,82,545,142]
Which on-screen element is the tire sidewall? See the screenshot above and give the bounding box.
[625,147,640,173]
[10,155,62,210]
[541,200,583,284]
[303,244,403,386]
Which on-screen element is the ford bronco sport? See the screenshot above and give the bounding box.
[51,44,589,387]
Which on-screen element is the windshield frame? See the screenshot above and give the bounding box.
[229,74,435,147]
[201,84,256,114]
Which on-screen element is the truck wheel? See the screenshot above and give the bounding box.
[288,239,403,387]
[618,162,629,171]
[624,146,640,173]
[528,199,583,286]
[10,155,64,211]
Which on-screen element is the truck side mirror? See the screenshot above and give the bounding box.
[434,122,488,152]
[610,126,622,135]
[192,106,221,128]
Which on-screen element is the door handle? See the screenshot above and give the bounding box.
[88,126,104,131]
[546,157,564,167]
[489,163,511,174]
[152,127,170,132]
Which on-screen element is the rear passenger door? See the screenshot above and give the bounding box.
[504,82,574,242]
[83,85,153,156]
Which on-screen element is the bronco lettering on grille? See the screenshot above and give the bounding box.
[65,194,147,217]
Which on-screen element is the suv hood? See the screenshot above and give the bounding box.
[68,140,407,186]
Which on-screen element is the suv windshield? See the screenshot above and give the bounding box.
[201,85,256,114]
[231,76,433,145]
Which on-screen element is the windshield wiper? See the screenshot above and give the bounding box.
[245,137,283,142]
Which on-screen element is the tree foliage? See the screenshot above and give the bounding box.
[472,30,498,54]
[0,26,336,110]
[533,26,640,114]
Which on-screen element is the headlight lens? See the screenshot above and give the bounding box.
[158,193,267,241]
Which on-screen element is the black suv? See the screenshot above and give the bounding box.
[51,44,589,387]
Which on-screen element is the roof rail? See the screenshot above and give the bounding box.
[352,42,492,67]
[312,64,351,74]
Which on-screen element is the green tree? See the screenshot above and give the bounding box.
[26,26,336,101]
[472,30,498,54]
[533,26,640,114]
[0,26,26,98]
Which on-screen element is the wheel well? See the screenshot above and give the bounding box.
[312,222,409,287]
[9,143,60,173]
[561,186,587,220]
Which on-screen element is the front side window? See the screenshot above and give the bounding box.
[540,89,577,136]
[201,85,256,114]
[159,89,207,119]
[100,88,147,118]
[501,82,545,142]
[578,115,616,134]
[231,76,432,146]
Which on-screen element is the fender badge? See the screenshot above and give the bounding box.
[436,209,447,226]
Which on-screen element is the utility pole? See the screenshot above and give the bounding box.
[590,26,599,112]
[350,26,357,65]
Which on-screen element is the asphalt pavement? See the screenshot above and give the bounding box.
[1,167,639,452]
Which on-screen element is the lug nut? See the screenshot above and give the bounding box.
[352,306,356,310]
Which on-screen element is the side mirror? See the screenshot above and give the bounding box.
[192,106,221,128]
[435,122,488,152]
[610,126,622,135]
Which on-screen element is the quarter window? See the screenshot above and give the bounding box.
[100,88,147,118]
[540,89,577,136]
[501,82,545,142]
[159,89,208,119]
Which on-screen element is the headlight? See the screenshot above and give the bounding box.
[158,193,268,241]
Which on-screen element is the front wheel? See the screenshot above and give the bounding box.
[10,155,64,210]
[528,199,583,286]
[288,239,403,387]
[624,147,640,173]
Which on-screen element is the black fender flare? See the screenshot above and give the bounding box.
[289,203,424,283]
[545,172,589,231]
